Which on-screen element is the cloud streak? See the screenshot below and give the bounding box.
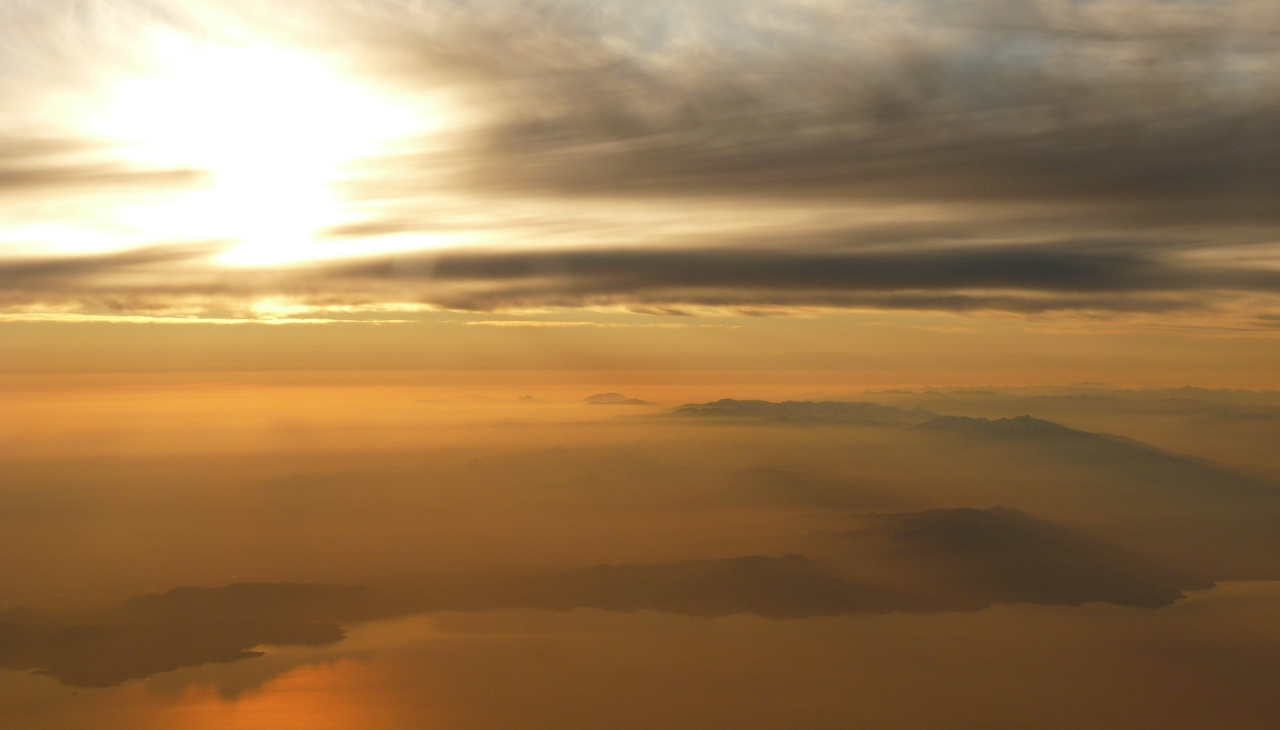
[3,236,1280,321]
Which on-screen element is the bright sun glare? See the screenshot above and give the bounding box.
[91,36,426,266]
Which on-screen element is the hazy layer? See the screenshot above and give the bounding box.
[4,585,1280,730]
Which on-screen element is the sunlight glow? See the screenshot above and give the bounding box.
[89,37,428,266]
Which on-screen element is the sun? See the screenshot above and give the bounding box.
[90,36,425,266]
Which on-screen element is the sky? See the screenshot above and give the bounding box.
[1,0,1279,372]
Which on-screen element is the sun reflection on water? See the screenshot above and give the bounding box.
[144,660,425,730]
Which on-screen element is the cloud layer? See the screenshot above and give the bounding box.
[2,0,1279,321]
[4,237,1279,325]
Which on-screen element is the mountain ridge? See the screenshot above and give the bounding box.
[668,399,938,425]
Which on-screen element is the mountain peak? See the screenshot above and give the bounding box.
[585,393,656,406]
[917,415,1072,434]
[670,399,937,425]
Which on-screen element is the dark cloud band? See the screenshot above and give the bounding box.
[3,239,1277,318]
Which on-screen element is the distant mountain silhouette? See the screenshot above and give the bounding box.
[905,415,1280,579]
[585,393,656,406]
[855,386,1280,423]
[812,507,1210,609]
[916,415,1280,503]
[917,414,1072,435]
[670,399,938,425]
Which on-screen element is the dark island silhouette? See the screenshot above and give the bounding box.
[0,508,1209,688]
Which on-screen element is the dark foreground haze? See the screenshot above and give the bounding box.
[4,384,1280,729]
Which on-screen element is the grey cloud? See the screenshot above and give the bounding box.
[0,244,220,290]
[343,0,1280,217]
[401,244,1280,292]
[0,136,204,197]
[2,237,1279,316]
[304,241,1280,312]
